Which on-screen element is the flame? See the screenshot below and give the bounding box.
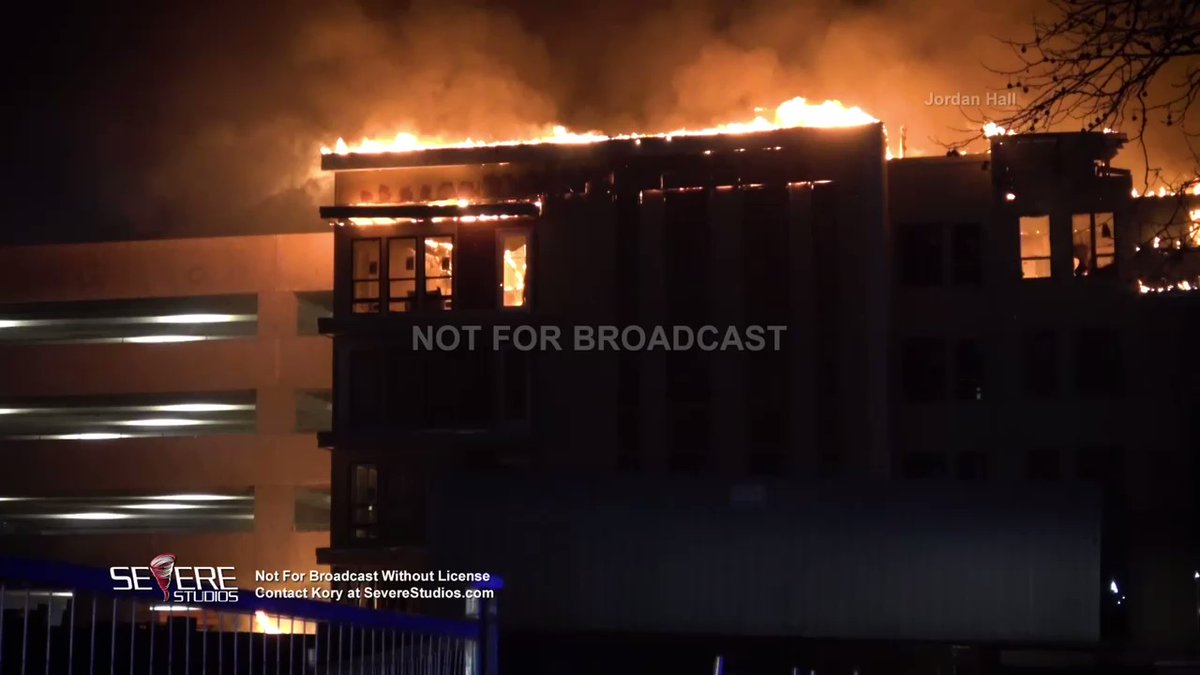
[321,97,877,155]
[983,122,1015,138]
[1131,183,1200,198]
[254,611,282,635]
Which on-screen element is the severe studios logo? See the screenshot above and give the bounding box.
[110,554,240,603]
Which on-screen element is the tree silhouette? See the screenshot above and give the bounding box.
[980,0,1200,189]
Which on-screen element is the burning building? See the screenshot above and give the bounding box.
[318,105,1200,672]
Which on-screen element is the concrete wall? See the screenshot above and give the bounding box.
[0,233,334,592]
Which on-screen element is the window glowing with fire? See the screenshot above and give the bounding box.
[501,232,528,308]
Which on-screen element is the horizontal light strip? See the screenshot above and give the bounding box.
[118,418,209,428]
[120,503,210,511]
[0,314,256,329]
[0,402,255,416]
[146,494,250,502]
[50,512,134,521]
[123,335,208,344]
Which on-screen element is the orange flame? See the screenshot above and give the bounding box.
[321,97,877,155]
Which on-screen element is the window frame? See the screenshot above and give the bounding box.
[373,233,456,314]
[1018,214,1052,279]
[1070,212,1116,277]
[421,235,455,311]
[496,227,532,310]
[386,237,418,313]
[351,238,383,314]
[350,463,379,540]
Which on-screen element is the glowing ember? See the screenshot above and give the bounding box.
[321,97,877,155]
[1131,183,1200,198]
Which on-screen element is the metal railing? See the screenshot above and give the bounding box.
[0,557,492,675]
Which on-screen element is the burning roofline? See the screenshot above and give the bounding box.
[320,123,886,172]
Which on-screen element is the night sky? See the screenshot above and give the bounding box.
[2,0,1190,245]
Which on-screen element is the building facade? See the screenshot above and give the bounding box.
[318,126,1200,659]
[0,233,335,596]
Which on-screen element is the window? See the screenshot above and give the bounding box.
[748,451,785,477]
[953,340,985,401]
[499,231,529,307]
[387,238,417,312]
[1019,215,1051,279]
[1071,212,1115,277]
[423,236,454,311]
[1023,331,1058,396]
[901,452,947,479]
[900,338,947,402]
[955,452,988,480]
[294,488,331,532]
[897,222,944,286]
[353,235,452,314]
[668,352,710,468]
[951,222,982,285]
[352,239,382,313]
[351,464,378,540]
[1027,449,1061,480]
[668,450,705,474]
[348,350,384,425]
[616,353,640,471]
[1076,445,1124,491]
[1075,328,1123,396]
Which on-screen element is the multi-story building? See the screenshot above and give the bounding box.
[0,233,335,595]
[317,125,1200,668]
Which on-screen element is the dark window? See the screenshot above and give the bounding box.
[501,349,529,422]
[1023,331,1058,396]
[954,340,985,401]
[350,464,378,540]
[383,350,501,431]
[955,452,988,480]
[455,226,498,311]
[1027,449,1061,480]
[668,352,709,467]
[819,450,842,477]
[668,450,705,474]
[748,450,785,477]
[1077,445,1125,492]
[348,350,384,425]
[902,452,947,479]
[1075,328,1123,396]
[746,350,788,450]
[951,222,982,285]
[901,338,947,402]
[616,354,641,471]
[743,188,790,319]
[664,191,710,323]
[897,223,944,286]
[422,349,490,428]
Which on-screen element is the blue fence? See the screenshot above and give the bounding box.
[0,557,493,675]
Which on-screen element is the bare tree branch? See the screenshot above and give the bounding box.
[965,0,1200,190]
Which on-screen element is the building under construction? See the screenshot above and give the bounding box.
[317,122,1200,674]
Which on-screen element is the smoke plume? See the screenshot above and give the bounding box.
[2,0,1190,243]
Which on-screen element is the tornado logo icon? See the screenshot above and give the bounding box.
[149,554,176,601]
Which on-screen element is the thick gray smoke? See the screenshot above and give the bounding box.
[10,0,1192,242]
